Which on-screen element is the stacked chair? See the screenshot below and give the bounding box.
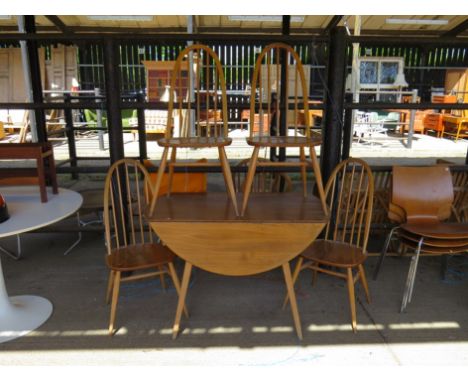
[149,44,239,216]
[373,165,468,312]
[240,42,326,216]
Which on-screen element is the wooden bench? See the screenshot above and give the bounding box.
[0,142,58,203]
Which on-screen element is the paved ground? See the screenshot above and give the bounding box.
[43,130,468,166]
[1,205,468,366]
[1,130,467,367]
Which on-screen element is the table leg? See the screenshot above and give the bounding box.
[172,261,192,339]
[282,262,303,340]
[0,258,53,344]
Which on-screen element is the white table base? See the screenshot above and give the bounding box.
[0,295,53,344]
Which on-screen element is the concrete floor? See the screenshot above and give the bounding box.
[1,228,468,366]
[1,131,467,366]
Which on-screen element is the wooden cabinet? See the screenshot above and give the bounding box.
[142,60,189,101]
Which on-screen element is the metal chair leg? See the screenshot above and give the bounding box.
[0,234,22,260]
[400,237,423,313]
[373,226,398,280]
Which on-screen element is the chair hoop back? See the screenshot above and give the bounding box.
[323,158,374,250]
[249,43,311,139]
[166,44,229,139]
[103,158,154,254]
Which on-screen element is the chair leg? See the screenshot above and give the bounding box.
[311,262,319,286]
[346,268,357,333]
[109,271,121,336]
[159,268,167,291]
[358,264,371,304]
[241,146,260,216]
[167,261,189,319]
[106,270,115,305]
[400,237,423,313]
[167,148,177,197]
[299,147,307,197]
[282,257,304,309]
[218,146,239,216]
[148,147,169,215]
[373,226,398,280]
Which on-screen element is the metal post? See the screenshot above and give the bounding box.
[321,27,347,184]
[95,88,105,151]
[103,38,124,163]
[64,94,78,179]
[342,94,353,160]
[137,93,147,161]
[407,89,418,149]
[18,15,47,143]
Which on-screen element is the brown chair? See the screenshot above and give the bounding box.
[284,158,374,332]
[373,166,468,312]
[103,158,187,335]
[240,42,327,217]
[149,44,239,217]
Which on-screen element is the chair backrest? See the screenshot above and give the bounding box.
[165,44,228,139]
[233,158,293,193]
[322,158,374,250]
[249,43,311,139]
[103,159,154,254]
[389,166,454,224]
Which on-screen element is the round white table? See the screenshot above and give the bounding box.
[0,186,83,344]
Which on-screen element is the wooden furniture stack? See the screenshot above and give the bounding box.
[0,142,58,203]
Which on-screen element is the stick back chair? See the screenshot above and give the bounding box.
[103,158,186,335]
[149,44,238,216]
[284,158,374,332]
[373,165,468,312]
[241,42,326,216]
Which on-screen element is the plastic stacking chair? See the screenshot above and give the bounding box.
[373,165,468,312]
[103,158,187,335]
[240,43,326,216]
[284,158,374,332]
[149,44,239,216]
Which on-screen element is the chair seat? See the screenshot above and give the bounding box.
[106,242,176,271]
[401,222,468,239]
[157,137,232,148]
[399,237,468,255]
[399,228,468,248]
[247,136,322,148]
[301,239,367,267]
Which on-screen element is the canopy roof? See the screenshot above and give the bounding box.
[0,15,467,37]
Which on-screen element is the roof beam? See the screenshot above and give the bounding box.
[442,17,468,37]
[44,15,73,34]
[323,15,343,35]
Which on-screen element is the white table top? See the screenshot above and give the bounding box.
[0,186,83,238]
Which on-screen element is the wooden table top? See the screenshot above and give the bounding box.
[147,192,327,223]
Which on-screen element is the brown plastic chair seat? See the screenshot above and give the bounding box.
[107,242,176,272]
[399,228,468,248]
[401,222,468,240]
[158,137,232,148]
[302,239,367,268]
[399,237,468,255]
